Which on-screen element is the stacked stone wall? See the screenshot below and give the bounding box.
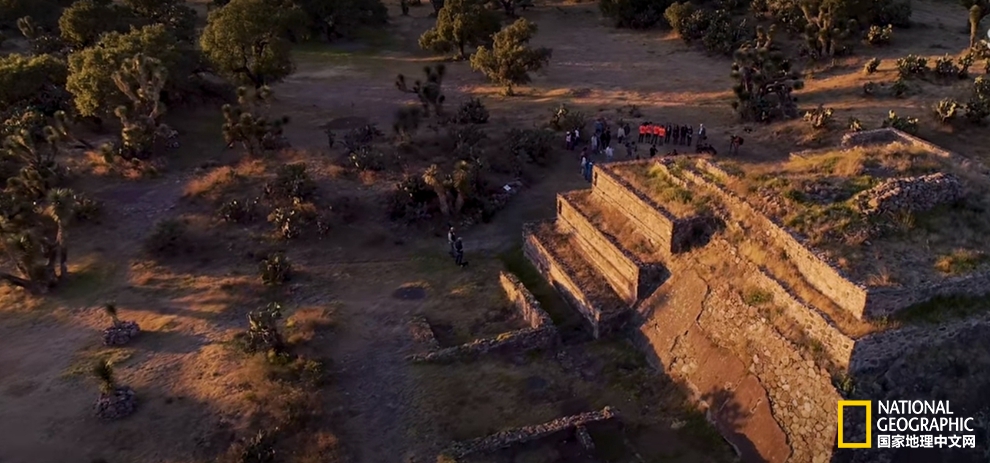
[556,193,666,305]
[411,271,558,363]
[591,165,687,254]
[499,271,553,329]
[713,237,856,368]
[443,407,618,459]
[523,224,612,338]
[690,159,871,319]
[697,282,842,463]
[850,312,990,374]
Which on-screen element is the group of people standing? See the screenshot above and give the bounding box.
[637,122,706,147]
[447,226,467,267]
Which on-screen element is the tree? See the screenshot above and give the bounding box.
[396,64,446,116]
[221,86,290,155]
[122,0,198,42]
[470,18,551,95]
[67,24,191,118]
[799,0,858,58]
[422,164,451,216]
[599,0,675,29]
[0,0,72,29]
[0,185,78,293]
[200,0,300,87]
[419,0,501,59]
[58,0,128,48]
[0,54,68,111]
[101,54,174,160]
[967,1,988,48]
[730,44,804,121]
[294,0,388,41]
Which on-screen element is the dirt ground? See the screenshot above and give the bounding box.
[1,0,988,461]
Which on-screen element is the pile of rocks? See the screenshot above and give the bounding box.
[800,179,851,204]
[102,321,141,346]
[443,406,618,459]
[852,172,963,217]
[409,326,557,363]
[94,386,137,421]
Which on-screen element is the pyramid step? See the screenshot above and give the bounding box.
[557,191,668,305]
[523,222,630,339]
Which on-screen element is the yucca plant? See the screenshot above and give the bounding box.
[103,303,120,326]
[92,360,115,394]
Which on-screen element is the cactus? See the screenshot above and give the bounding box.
[933,55,960,78]
[221,86,290,155]
[800,0,857,58]
[803,104,834,129]
[933,98,959,123]
[863,57,881,74]
[881,110,918,134]
[396,64,447,117]
[866,24,893,46]
[103,54,173,160]
[730,44,804,121]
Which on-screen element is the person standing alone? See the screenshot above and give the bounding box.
[454,237,467,267]
[447,226,457,257]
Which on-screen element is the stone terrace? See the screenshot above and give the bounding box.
[523,129,990,463]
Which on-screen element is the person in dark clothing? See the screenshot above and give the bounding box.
[649,145,657,157]
[685,126,693,146]
[447,226,457,257]
[671,124,680,145]
[454,237,466,267]
[664,123,672,144]
[602,129,611,148]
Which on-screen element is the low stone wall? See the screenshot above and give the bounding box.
[850,312,990,374]
[409,326,557,363]
[499,271,552,329]
[864,273,990,317]
[591,163,686,255]
[714,236,856,369]
[690,159,871,319]
[443,407,618,459]
[852,172,963,217]
[556,193,666,305]
[523,224,627,338]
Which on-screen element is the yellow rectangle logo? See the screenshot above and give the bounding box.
[837,400,872,448]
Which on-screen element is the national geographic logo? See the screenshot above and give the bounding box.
[838,400,978,449]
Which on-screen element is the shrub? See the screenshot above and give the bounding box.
[547,103,586,132]
[260,252,291,285]
[848,117,864,131]
[385,174,434,222]
[144,219,193,255]
[881,110,918,134]
[803,104,833,129]
[862,81,879,96]
[599,0,675,29]
[894,54,927,79]
[866,24,892,45]
[347,146,396,172]
[264,163,316,201]
[267,200,328,240]
[505,127,555,166]
[933,55,960,78]
[933,98,959,124]
[742,288,772,305]
[891,78,908,98]
[73,193,102,222]
[217,197,260,223]
[863,57,881,74]
[664,2,695,37]
[455,97,489,124]
[964,99,989,124]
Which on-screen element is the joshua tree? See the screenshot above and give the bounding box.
[93,359,116,394]
[92,359,137,420]
[799,1,857,58]
[452,160,473,214]
[396,65,447,117]
[730,44,804,122]
[103,54,174,160]
[246,302,285,353]
[101,301,141,345]
[422,164,451,216]
[222,86,290,155]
